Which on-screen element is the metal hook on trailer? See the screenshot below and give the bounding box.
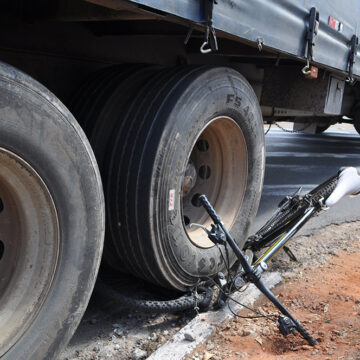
[200,0,218,54]
[200,41,213,54]
[302,7,319,76]
[346,35,359,84]
[301,59,311,75]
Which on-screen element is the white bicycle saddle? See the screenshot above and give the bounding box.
[325,167,360,207]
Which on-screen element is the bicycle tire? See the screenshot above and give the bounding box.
[250,173,339,245]
[96,281,213,313]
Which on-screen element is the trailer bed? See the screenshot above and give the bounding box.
[126,0,360,78]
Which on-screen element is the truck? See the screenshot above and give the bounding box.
[0,1,359,359]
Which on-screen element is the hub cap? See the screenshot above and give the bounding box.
[182,116,248,248]
[0,148,59,356]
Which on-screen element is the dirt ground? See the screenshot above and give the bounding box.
[187,222,360,360]
[61,221,360,360]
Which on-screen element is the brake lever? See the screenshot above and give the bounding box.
[317,197,329,211]
[189,223,210,234]
[190,223,226,245]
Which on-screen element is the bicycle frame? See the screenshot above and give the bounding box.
[198,193,321,345]
[196,167,360,345]
[245,181,334,270]
[252,206,316,266]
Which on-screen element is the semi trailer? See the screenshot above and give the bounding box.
[0,1,360,358]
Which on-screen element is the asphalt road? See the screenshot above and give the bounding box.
[252,124,360,235]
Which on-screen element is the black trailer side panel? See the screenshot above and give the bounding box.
[126,0,360,78]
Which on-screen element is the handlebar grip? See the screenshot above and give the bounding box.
[199,194,222,225]
[325,167,360,206]
[309,174,339,202]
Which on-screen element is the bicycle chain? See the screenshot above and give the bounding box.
[265,121,312,135]
[274,121,312,133]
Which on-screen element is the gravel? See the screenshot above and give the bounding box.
[184,331,197,342]
[267,221,360,275]
[132,348,147,360]
[183,220,360,360]
[60,220,360,360]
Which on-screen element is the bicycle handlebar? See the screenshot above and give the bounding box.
[199,194,222,225]
[307,167,360,207]
[325,167,360,207]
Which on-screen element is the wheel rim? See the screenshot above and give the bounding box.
[182,116,248,248]
[0,148,59,356]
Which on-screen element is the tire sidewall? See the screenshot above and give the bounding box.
[151,67,265,284]
[354,118,360,135]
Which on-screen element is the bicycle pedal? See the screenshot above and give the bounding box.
[283,246,298,262]
[278,315,297,336]
[233,275,246,289]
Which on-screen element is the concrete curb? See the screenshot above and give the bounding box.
[147,272,282,360]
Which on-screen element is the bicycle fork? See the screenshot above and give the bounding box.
[198,194,318,346]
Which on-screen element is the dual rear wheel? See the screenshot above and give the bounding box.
[351,107,360,135]
[354,119,360,135]
[0,62,264,359]
[74,66,265,290]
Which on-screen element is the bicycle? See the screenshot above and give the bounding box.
[193,166,360,346]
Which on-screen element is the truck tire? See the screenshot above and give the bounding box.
[351,107,360,135]
[75,66,264,290]
[354,120,360,135]
[315,125,330,134]
[71,66,158,272]
[0,62,104,359]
